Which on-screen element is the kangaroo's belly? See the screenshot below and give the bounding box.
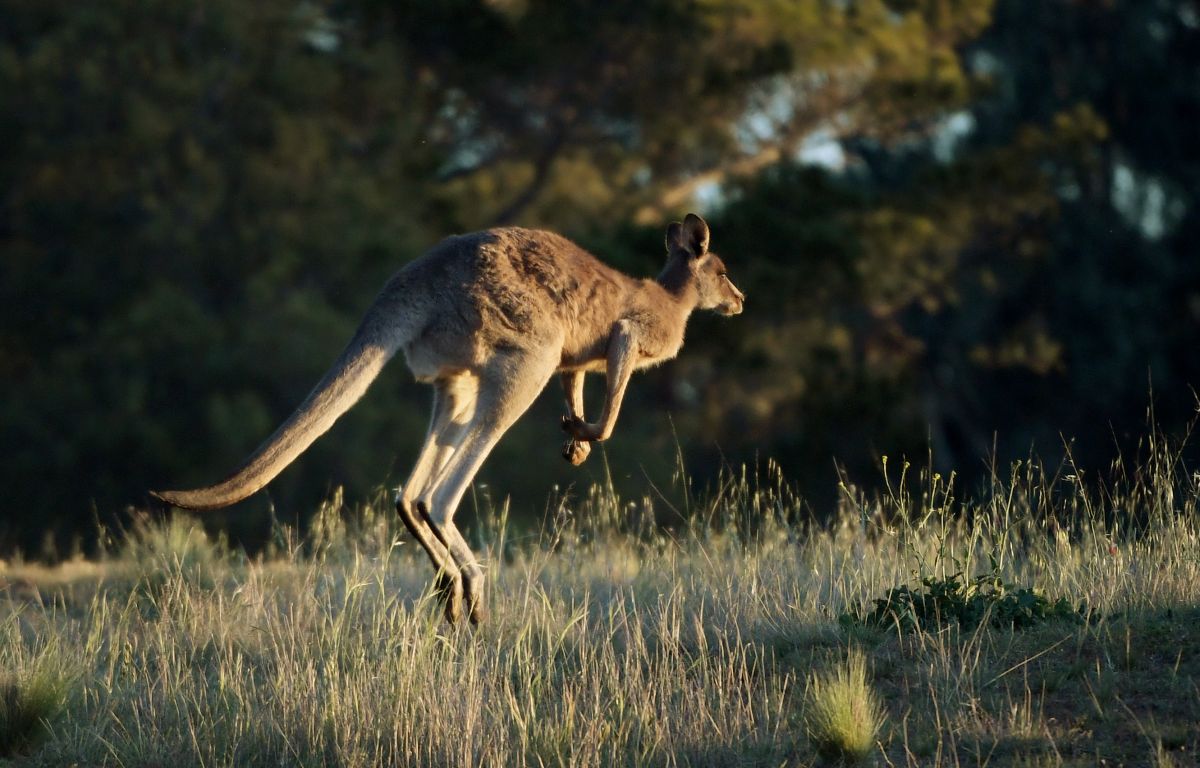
[558,356,607,374]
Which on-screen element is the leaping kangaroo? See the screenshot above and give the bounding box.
[152,213,744,624]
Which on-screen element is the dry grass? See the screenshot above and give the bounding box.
[1,436,1199,766]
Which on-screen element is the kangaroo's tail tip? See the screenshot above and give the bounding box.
[149,488,188,508]
[148,488,233,511]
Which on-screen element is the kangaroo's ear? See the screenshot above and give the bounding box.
[682,213,710,256]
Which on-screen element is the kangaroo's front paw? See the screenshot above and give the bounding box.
[562,438,591,466]
[560,414,598,441]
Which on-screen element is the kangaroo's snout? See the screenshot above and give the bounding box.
[721,285,745,316]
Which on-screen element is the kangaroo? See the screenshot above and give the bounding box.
[152,213,743,624]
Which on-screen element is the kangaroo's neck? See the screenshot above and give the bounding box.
[655,256,700,313]
[609,257,697,367]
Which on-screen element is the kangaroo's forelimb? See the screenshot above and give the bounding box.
[560,371,592,465]
[562,371,586,419]
[563,319,637,443]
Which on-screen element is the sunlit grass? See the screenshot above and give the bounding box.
[804,647,884,764]
[0,432,1198,765]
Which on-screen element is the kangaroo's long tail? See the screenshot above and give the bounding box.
[151,310,404,511]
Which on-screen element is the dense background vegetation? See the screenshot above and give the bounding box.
[2,0,1198,554]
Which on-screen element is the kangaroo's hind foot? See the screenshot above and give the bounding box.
[396,497,464,624]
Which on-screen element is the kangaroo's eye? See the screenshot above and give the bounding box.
[717,271,727,278]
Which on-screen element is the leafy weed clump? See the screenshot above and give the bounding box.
[804,648,885,764]
[843,568,1084,633]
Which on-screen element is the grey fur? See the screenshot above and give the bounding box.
[152,215,744,624]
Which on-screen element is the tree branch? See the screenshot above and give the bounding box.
[489,122,570,226]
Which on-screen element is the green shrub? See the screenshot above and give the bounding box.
[842,569,1084,633]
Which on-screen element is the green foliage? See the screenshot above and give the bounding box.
[843,568,1084,633]
[0,0,1007,552]
[804,648,886,765]
[2,0,1200,557]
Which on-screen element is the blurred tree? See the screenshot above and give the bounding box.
[668,0,1200,494]
[3,0,1196,554]
[0,0,1005,552]
[0,0,444,550]
[366,0,996,230]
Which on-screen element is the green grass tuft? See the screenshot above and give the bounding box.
[804,648,885,764]
[0,647,72,757]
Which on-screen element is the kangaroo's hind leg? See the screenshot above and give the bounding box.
[417,348,559,625]
[397,376,477,623]
[414,506,488,625]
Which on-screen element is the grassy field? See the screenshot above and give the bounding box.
[2,439,1199,766]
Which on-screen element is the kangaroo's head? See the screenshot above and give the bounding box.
[665,213,745,316]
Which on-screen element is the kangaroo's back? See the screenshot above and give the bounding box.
[390,228,642,378]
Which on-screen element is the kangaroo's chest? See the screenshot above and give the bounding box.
[558,314,685,373]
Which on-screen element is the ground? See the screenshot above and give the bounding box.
[1,457,1198,766]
